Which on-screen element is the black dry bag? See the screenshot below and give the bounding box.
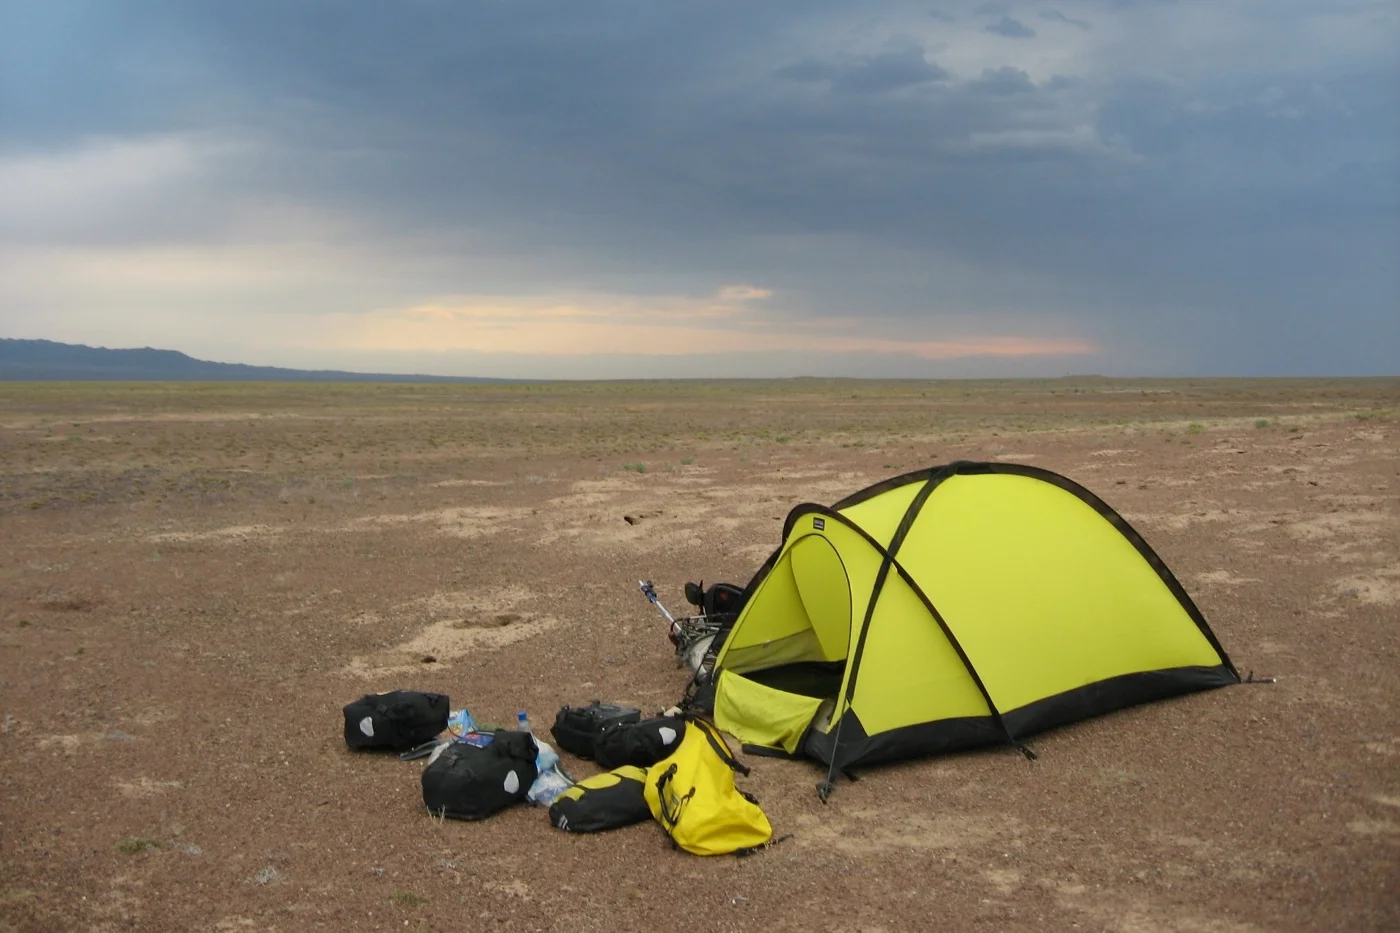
[343,690,450,752]
[594,717,687,770]
[550,702,642,759]
[548,765,651,833]
[420,730,538,821]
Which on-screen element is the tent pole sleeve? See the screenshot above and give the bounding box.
[841,462,1031,758]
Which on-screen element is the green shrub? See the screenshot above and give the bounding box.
[116,837,160,855]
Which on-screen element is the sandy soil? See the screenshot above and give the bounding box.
[1,378,1397,932]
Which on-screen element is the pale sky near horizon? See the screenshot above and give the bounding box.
[2,1,1397,379]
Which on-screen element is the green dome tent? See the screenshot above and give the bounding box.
[703,461,1238,795]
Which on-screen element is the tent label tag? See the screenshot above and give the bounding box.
[812,517,825,530]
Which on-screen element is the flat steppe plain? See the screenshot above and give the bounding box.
[1,378,1397,932]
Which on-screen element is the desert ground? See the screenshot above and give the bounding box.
[1,377,1397,933]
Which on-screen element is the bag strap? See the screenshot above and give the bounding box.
[691,717,749,776]
[653,763,694,831]
[735,834,792,858]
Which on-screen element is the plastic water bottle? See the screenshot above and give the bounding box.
[517,711,531,733]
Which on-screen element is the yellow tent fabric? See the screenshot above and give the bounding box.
[709,461,1238,774]
[714,670,824,754]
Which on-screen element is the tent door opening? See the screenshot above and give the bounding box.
[713,534,854,753]
[789,533,852,664]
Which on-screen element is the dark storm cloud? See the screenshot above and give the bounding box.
[776,47,951,94]
[984,16,1037,38]
[2,0,1397,375]
[967,66,1038,96]
[1040,10,1092,30]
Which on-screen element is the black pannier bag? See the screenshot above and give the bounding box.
[343,690,450,752]
[548,765,650,833]
[684,581,748,618]
[550,702,642,759]
[593,716,687,770]
[706,582,747,618]
[421,730,539,821]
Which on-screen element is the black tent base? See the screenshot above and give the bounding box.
[804,663,1239,774]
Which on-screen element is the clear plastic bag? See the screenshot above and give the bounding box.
[527,763,573,806]
[525,736,573,805]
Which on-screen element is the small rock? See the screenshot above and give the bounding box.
[250,866,282,885]
[421,655,437,664]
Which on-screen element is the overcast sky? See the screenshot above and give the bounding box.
[2,1,1396,378]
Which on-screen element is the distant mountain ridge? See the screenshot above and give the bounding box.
[0,339,506,382]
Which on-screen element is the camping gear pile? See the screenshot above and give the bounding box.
[342,689,774,855]
[341,461,1251,850]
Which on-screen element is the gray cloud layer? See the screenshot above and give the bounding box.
[1,0,1397,375]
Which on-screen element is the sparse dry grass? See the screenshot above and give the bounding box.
[114,836,161,855]
[3,378,1397,515]
[2,376,1398,932]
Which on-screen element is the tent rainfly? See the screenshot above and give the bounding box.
[702,461,1239,797]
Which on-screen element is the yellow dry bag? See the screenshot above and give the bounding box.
[643,717,773,856]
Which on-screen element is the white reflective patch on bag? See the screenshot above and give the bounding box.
[659,726,678,745]
[504,770,520,794]
[359,716,375,737]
